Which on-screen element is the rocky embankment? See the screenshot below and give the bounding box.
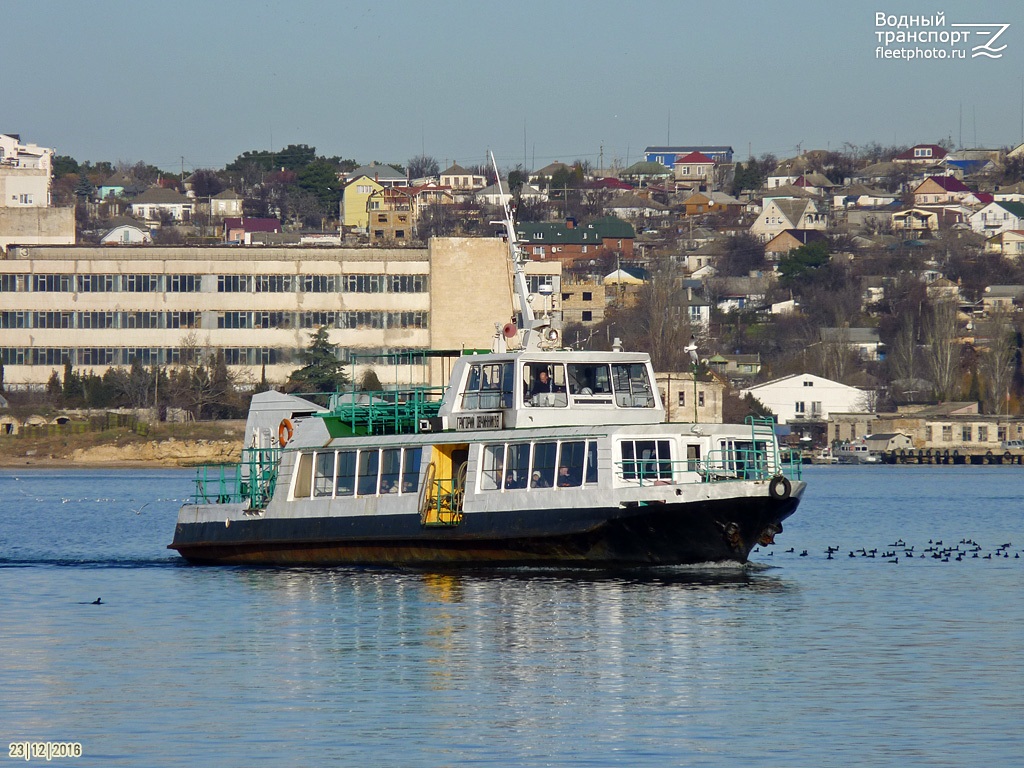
[69,437,242,466]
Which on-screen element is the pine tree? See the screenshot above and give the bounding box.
[286,327,349,395]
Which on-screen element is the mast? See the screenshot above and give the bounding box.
[490,152,558,351]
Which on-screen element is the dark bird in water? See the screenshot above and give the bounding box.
[785,548,794,553]
[799,550,808,557]
[92,598,102,605]
[888,557,898,564]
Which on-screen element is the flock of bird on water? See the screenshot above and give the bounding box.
[754,538,1020,564]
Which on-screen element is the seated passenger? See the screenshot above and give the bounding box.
[531,471,549,488]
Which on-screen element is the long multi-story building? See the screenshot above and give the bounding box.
[0,239,560,388]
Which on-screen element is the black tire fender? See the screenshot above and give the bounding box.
[769,475,792,501]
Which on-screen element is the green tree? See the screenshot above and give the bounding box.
[778,240,830,286]
[296,159,341,210]
[508,168,528,194]
[286,327,349,395]
[53,155,80,177]
[275,144,317,171]
[46,370,62,400]
[74,173,94,199]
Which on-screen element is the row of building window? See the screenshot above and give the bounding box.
[0,273,429,294]
[217,311,428,330]
[0,310,429,331]
[0,347,290,367]
[1,311,200,330]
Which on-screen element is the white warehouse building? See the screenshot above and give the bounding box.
[0,239,560,388]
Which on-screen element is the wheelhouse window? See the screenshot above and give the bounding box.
[611,364,655,408]
[525,363,567,407]
[462,362,514,410]
[620,439,673,483]
[567,363,612,397]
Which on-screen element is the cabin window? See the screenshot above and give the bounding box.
[463,362,514,410]
[481,444,505,491]
[525,363,567,407]
[335,451,356,496]
[380,448,402,493]
[293,452,313,498]
[531,442,557,488]
[402,448,421,493]
[357,450,380,495]
[620,439,672,483]
[557,441,586,487]
[586,441,599,484]
[504,443,530,489]
[314,452,335,498]
[611,364,655,408]
[567,363,611,396]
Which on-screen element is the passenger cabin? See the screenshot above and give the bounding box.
[434,351,665,431]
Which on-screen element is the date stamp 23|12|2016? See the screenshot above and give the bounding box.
[8,742,83,762]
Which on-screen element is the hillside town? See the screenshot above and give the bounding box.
[4,131,1024,455]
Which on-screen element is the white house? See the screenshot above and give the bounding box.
[476,182,545,207]
[969,201,1024,236]
[749,198,827,241]
[129,187,193,222]
[0,133,53,208]
[440,163,486,191]
[741,373,871,425]
[210,189,244,218]
[99,218,151,245]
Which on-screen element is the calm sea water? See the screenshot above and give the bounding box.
[0,465,1021,767]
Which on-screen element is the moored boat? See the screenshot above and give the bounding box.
[834,440,881,464]
[168,164,805,568]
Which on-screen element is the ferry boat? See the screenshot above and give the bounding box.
[169,173,805,568]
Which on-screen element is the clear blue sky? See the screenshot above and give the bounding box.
[4,0,1023,172]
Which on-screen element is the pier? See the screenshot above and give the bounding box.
[881,449,1024,465]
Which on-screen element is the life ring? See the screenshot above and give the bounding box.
[769,475,792,501]
[278,418,294,446]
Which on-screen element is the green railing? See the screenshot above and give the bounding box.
[321,386,447,437]
[615,446,802,486]
[191,447,281,509]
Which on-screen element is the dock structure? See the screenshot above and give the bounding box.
[881,449,1024,465]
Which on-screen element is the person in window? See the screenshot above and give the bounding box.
[531,369,553,396]
[557,466,574,487]
[531,471,549,488]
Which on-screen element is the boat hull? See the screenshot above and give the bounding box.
[169,488,802,568]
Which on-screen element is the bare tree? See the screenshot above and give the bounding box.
[923,299,960,401]
[980,311,1016,413]
[889,313,918,383]
[611,270,694,370]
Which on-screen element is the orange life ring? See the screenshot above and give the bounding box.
[278,418,294,446]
